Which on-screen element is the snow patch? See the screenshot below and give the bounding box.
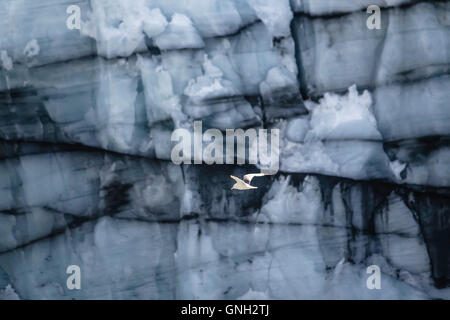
[306,85,382,140]
[248,0,293,37]
[184,55,237,101]
[259,175,322,224]
[82,1,168,58]
[0,50,13,71]
[23,39,40,58]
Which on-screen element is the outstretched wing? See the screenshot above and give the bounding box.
[230,175,257,190]
[230,175,243,183]
[243,173,266,183]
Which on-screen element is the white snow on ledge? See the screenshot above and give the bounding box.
[0,50,13,71]
[306,85,382,141]
[275,86,389,181]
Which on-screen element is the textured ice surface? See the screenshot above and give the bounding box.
[293,2,450,94]
[0,145,448,299]
[0,0,449,299]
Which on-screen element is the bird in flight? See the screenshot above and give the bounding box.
[230,173,269,190]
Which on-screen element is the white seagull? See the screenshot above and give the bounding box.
[230,173,270,190]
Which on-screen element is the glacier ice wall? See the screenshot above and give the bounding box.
[0,0,449,299]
